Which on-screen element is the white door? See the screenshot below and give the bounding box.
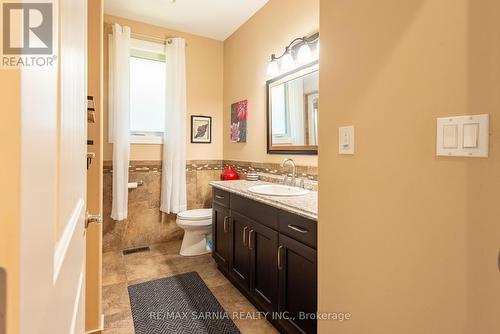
[19,0,88,333]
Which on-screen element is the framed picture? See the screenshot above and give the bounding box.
[191,115,212,143]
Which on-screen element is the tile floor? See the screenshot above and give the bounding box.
[102,239,279,334]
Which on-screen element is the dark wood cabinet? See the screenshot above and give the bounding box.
[212,189,317,334]
[278,234,317,334]
[229,211,251,290]
[212,202,231,270]
[249,221,279,312]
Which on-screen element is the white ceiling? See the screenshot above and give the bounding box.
[104,0,270,41]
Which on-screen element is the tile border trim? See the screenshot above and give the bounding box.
[103,159,318,180]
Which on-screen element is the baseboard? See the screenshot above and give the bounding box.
[85,314,104,334]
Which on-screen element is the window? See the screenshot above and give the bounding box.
[271,84,293,144]
[108,37,166,144]
[129,55,165,143]
[271,84,288,136]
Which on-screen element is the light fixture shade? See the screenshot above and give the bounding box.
[297,43,313,64]
[281,52,295,72]
[266,59,279,77]
[315,40,320,58]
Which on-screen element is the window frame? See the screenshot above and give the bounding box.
[108,36,166,145]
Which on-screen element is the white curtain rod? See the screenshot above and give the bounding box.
[131,31,178,44]
[105,24,187,46]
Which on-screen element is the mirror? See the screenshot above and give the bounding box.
[267,62,319,154]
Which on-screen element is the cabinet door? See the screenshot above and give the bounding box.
[278,234,317,334]
[249,221,279,312]
[212,203,230,270]
[229,211,251,290]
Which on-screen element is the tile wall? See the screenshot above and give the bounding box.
[103,160,317,252]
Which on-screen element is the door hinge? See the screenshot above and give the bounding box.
[87,152,95,170]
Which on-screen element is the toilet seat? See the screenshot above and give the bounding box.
[177,208,212,221]
[177,217,212,227]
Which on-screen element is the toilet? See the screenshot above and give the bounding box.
[176,208,213,256]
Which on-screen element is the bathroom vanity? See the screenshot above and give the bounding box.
[210,180,317,334]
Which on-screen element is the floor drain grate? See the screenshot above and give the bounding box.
[122,246,150,256]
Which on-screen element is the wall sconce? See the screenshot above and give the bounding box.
[266,32,319,77]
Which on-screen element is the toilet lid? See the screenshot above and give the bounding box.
[177,208,212,221]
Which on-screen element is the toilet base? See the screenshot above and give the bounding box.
[179,229,212,256]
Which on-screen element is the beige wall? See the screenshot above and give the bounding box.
[0,67,20,334]
[103,15,224,161]
[464,1,500,331]
[318,0,500,333]
[223,0,319,166]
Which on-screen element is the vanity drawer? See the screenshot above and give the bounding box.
[213,188,230,207]
[278,211,317,249]
[231,194,278,230]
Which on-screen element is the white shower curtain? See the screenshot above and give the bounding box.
[110,24,131,221]
[160,38,187,214]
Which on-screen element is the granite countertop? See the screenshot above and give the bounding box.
[210,180,317,221]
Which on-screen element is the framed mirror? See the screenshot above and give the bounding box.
[267,61,319,154]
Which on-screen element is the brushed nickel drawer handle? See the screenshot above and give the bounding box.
[215,195,225,199]
[223,216,229,233]
[277,245,284,270]
[248,230,254,250]
[242,226,248,246]
[287,224,308,233]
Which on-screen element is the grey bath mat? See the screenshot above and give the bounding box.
[128,272,240,334]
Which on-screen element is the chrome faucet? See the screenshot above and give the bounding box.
[281,158,297,186]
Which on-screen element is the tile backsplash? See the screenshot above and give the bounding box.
[225,160,318,181]
[102,159,317,252]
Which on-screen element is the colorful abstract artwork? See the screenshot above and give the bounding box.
[230,99,248,143]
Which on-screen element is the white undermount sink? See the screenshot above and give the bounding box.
[248,184,309,197]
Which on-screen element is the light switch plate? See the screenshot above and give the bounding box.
[436,114,489,157]
[339,126,354,154]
